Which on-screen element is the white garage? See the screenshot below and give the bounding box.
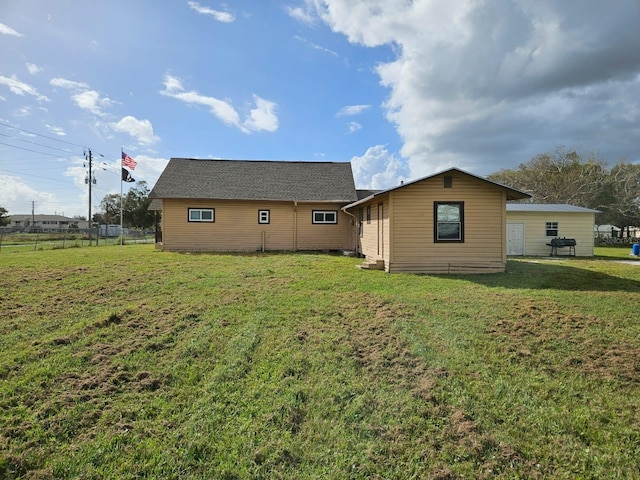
[506,204,599,257]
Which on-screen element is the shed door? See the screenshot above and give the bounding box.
[507,223,525,256]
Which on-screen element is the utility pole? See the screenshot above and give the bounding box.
[85,149,95,246]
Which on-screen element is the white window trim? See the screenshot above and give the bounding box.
[312,210,338,224]
[188,208,215,222]
[258,210,270,224]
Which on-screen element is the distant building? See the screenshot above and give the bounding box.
[4,214,89,232]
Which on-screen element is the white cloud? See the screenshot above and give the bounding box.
[0,175,58,215]
[25,63,42,75]
[350,145,408,189]
[71,90,114,116]
[243,95,279,133]
[347,121,362,133]
[286,5,316,25]
[187,1,235,22]
[49,77,115,117]
[50,77,90,91]
[160,74,279,133]
[314,0,640,176]
[336,104,370,116]
[0,74,49,101]
[45,124,66,136]
[293,35,338,57]
[110,116,159,145]
[0,22,23,37]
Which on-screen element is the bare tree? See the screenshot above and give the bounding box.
[488,147,608,207]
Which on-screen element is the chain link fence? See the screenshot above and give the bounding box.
[0,228,155,254]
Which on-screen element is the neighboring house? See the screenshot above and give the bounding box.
[149,159,358,252]
[506,204,599,257]
[342,168,530,274]
[5,214,88,232]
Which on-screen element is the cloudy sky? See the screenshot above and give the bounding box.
[1,0,640,218]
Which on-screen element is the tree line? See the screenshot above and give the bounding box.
[487,147,640,237]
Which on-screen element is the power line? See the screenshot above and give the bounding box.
[0,120,87,148]
[0,140,71,158]
[0,132,79,155]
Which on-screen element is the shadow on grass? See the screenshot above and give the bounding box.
[463,259,640,292]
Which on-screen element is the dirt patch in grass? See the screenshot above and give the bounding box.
[338,295,529,478]
[487,297,640,383]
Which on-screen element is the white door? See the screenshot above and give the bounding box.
[507,223,525,256]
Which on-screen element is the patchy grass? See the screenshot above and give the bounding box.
[1,246,639,479]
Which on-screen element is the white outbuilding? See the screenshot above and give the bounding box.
[506,204,599,257]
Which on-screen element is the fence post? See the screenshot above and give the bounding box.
[0,232,3,254]
[34,232,39,251]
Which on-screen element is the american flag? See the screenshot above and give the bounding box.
[122,151,137,170]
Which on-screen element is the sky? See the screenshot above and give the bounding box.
[1,0,640,218]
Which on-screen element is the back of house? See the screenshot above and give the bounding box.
[149,158,358,252]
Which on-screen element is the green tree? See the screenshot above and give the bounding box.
[123,181,154,229]
[0,207,10,227]
[0,206,9,227]
[98,193,122,226]
[488,146,608,208]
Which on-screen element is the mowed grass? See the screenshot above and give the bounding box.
[1,246,639,479]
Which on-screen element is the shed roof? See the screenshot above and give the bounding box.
[149,158,357,203]
[344,167,530,209]
[507,204,599,213]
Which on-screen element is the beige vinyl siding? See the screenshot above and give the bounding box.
[506,211,596,256]
[349,173,509,273]
[359,201,387,262]
[388,174,507,273]
[160,199,351,252]
[293,203,353,251]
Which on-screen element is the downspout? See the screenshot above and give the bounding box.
[293,201,297,252]
[342,207,359,257]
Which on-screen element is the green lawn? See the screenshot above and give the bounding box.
[1,246,639,479]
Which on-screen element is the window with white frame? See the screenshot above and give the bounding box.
[434,202,464,242]
[258,210,270,224]
[546,222,558,236]
[312,210,338,224]
[188,208,215,222]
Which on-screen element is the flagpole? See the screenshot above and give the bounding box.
[120,148,124,248]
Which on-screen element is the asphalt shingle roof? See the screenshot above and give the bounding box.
[149,158,357,203]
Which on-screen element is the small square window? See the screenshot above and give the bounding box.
[258,210,270,224]
[546,222,558,237]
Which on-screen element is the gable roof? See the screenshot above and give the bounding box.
[344,167,531,209]
[149,158,357,203]
[507,203,599,213]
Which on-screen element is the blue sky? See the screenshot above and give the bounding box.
[2,1,640,218]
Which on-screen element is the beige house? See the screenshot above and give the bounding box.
[150,160,532,273]
[506,204,599,257]
[149,159,357,252]
[342,168,530,274]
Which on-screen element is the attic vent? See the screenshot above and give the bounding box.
[444,176,453,188]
